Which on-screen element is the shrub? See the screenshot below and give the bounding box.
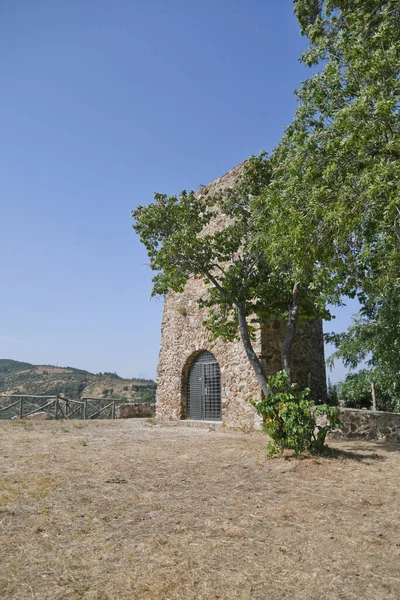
[251,371,342,456]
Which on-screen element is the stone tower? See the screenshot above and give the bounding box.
[156,163,327,429]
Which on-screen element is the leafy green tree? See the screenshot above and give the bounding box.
[133,157,329,397]
[249,1,400,413]
[337,370,396,412]
[337,370,375,410]
[261,0,400,301]
[327,282,400,411]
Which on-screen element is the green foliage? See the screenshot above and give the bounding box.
[134,156,331,333]
[326,378,339,406]
[250,1,400,413]
[251,371,342,456]
[262,0,400,299]
[129,382,156,403]
[327,282,400,412]
[337,370,374,410]
[135,388,156,404]
[131,377,157,384]
[101,372,122,380]
[338,370,398,412]
[290,1,400,414]
[0,359,34,373]
[53,381,87,399]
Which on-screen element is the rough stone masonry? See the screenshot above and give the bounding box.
[156,163,327,430]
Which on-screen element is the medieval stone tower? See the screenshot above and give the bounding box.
[156,163,327,429]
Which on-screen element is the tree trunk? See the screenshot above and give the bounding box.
[281,283,300,384]
[371,381,377,411]
[237,301,270,397]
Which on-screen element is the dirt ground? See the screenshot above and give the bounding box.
[0,419,399,600]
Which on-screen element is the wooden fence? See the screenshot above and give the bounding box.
[0,394,152,421]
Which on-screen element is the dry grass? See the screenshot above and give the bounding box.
[0,419,399,600]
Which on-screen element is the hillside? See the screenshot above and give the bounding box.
[0,359,156,403]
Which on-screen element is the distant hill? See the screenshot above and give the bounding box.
[0,359,156,403]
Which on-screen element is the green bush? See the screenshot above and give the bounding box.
[251,371,342,456]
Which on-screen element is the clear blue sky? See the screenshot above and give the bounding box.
[0,0,358,381]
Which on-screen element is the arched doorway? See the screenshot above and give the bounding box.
[187,351,222,421]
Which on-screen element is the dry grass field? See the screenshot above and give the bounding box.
[0,419,399,600]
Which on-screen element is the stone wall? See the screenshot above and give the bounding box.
[26,411,49,421]
[330,408,400,441]
[261,318,327,403]
[156,278,263,430]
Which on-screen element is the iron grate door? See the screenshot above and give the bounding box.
[187,351,221,421]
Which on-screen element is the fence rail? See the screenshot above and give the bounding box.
[0,394,154,421]
[81,397,118,420]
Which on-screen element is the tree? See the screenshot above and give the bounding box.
[327,281,400,411]
[261,0,400,301]
[247,1,400,413]
[339,369,398,411]
[133,156,329,397]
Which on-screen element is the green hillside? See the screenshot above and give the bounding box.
[0,359,156,403]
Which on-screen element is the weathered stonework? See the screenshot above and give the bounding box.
[329,408,400,441]
[156,163,327,430]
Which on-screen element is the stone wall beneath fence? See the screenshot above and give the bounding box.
[329,408,400,441]
[117,403,155,419]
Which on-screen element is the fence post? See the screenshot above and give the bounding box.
[54,396,59,420]
[19,396,23,419]
[371,381,377,411]
[112,399,116,420]
[83,399,88,420]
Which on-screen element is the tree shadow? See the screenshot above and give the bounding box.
[321,446,386,462]
[279,444,387,462]
[322,437,400,460]
[347,440,400,454]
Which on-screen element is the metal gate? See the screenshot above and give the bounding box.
[187,351,221,421]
